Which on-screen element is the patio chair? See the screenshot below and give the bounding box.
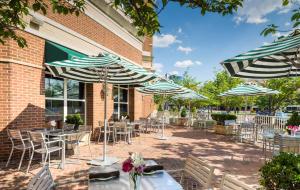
[97,121,113,144]
[114,122,131,144]
[220,173,254,190]
[6,129,33,170]
[169,155,215,189]
[26,131,65,173]
[279,136,300,154]
[237,122,255,143]
[27,164,55,190]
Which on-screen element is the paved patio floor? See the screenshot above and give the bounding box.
[0,127,264,190]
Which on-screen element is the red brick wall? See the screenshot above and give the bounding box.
[0,31,45,161]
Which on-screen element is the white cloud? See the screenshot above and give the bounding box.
[285,22,291,26]
[169,70,179,75]
[177,46,193,54]
[153,34,181,48]
[234,0,297,25]
[153,63,164,73]
[174,60,203,68]
[178,27,182,33]
[195,61,202,65]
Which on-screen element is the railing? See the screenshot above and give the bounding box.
[254,115,288,130]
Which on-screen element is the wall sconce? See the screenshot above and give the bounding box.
[100,89,105,100]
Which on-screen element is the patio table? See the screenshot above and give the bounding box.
[88,160,183,190]
[44,129,89,169]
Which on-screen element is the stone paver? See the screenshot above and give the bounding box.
[0,127,264,190]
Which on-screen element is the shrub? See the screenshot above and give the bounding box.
[65,114,83,126]
[157,104,163,111]
[259,152,300,190]
[181,107,187,117]
[286,112,300,126]
[211,113,237,125]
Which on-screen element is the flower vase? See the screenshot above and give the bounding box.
[129,173,141,190]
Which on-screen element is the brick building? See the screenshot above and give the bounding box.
[0,0,154,160]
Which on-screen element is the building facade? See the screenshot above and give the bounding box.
[0,0,154,160]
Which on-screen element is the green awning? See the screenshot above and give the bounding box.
[45,41,86,63]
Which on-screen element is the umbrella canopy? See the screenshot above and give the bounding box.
[46,52,157,84]
[219,84,279,97]
[46,50,157,165]
[221,30,300,79]
[137,79,187,140]
[173,89,208,100]
[137,79,188,95]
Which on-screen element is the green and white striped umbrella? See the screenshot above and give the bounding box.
[46,51,157,166]
[173,89,208,100]
[137,79,187,140]
[137,79,188,95]
[219,84,279,97]
[221,30,300,79]
[46,52,156,84]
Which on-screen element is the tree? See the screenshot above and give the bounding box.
[1,0,243,48]
[255,78,300,113]
[261,1,300,36]
[199,70,244,111]
[0,0,85,47]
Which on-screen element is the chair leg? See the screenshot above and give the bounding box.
[48,153,51,168]
[18,149,26,170]
[44,152,49,166]
[6,147,14,167]
[26,151,35,173]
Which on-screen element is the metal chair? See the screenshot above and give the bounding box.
[220,173,254,190]
[6,129,32,170]
[114,122,131,144]
[27,164,55,190]
[26,131,65,173]
[237,122,255,143]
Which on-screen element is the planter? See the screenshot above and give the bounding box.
[214,125,234,135]
[178,118,188,126]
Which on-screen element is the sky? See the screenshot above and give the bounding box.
[152,0,298,82]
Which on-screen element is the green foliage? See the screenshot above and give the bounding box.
[65,114,83,126]
[157,104,163,111]
[255,78,300,113]
[0,0,85,47]
[286,112,300,126]
[211,113,237,125]
[181,107,187,117]
[199,71,244,108]
[259,152,300,190]
[192,107,197,114]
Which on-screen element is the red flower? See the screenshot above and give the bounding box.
[122,159,133,172]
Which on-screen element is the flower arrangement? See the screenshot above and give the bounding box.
[122,153,145,190]
[286,125,299,135]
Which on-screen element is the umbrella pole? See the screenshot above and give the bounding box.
[103,67,107,162]
[162,93,165,138]
[189,101,191,127]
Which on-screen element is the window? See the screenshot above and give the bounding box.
[113,85,129,120]
[45,75,85,122]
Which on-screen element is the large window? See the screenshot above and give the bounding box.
[113,85,129,120]
[45,74,85,122]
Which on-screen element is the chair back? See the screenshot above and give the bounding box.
[27,164,55,190]
[280,136,300,154]
[64,123,74,130]
[184,155,214,189]
[7,129,23,140]
[28,131,45,144]
[220,173,254,190]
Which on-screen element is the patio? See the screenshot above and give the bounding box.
[0,126,264,190]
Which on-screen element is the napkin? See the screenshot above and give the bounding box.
[143,165,164,174]
[89,167,120,181]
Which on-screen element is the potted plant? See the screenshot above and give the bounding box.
[178,107,188,126]
[260,152,300,190]
[211,113,237,135]
[65,113,83,131]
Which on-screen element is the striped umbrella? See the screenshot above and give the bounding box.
[137,79,188,139]
[221,30,300,79]
[219,84,279,116]
[46,52,157,166]
[219,84,279,97]
[173,89,208,127]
